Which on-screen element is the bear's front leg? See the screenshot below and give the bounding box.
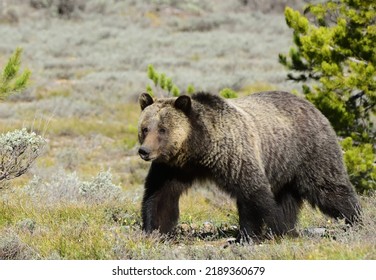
[141,162,188,234]
[142,185,181,234]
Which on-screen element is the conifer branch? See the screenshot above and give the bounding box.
[0,48,31,100]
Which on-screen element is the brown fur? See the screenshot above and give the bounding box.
[138,91,362,242]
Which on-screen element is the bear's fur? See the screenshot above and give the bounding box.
[138,91,361,241]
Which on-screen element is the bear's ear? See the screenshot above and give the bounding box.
[174,95,191,114]
[139,93,154,111]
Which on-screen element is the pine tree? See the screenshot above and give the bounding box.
[145,64,185,97]
[0,48,31,99]
[279,0,375,193]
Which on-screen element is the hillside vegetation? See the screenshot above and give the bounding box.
[0,0,374,259]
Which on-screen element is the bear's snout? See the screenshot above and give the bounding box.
[138,146,151,161]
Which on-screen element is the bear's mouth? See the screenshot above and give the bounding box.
[139,153,157,161]
[139,154,150,161]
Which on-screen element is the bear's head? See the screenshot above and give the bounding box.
[137,93,192,164]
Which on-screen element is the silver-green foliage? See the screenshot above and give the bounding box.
[0,128,46,183]
[79,170,122,204]
[24,170,122,204]
[0,230,40,260]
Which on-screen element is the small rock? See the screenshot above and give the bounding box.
[303,227,327,237]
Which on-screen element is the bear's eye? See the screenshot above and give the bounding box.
[142,127,148,134]
[158,128,166,134]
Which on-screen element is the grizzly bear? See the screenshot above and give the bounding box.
[137,91,361,242]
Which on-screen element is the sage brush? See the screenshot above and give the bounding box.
[24,170,122,204]
[0,128,45,183]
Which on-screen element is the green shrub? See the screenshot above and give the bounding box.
[280,1,376,192]
[0,48,30,100]
[219,88,238,99]
[145,64,239,98]
[146,64,181,97]
[341,138,376,194]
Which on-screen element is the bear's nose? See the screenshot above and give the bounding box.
[138,146,151,160]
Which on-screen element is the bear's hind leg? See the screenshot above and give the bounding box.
[236,188,290,242]
[308,183,362,225]
[236,199,264,243]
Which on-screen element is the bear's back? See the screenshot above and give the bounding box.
[229,91,331,132]
[231,91,315,115]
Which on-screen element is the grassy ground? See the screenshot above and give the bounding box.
[0,0,375,260]
[1,185,375,260]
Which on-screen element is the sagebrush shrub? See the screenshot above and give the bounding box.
[0,128,46,184]
[79,171,122,203]
[24,169,122,204]
[0,230,39,260]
